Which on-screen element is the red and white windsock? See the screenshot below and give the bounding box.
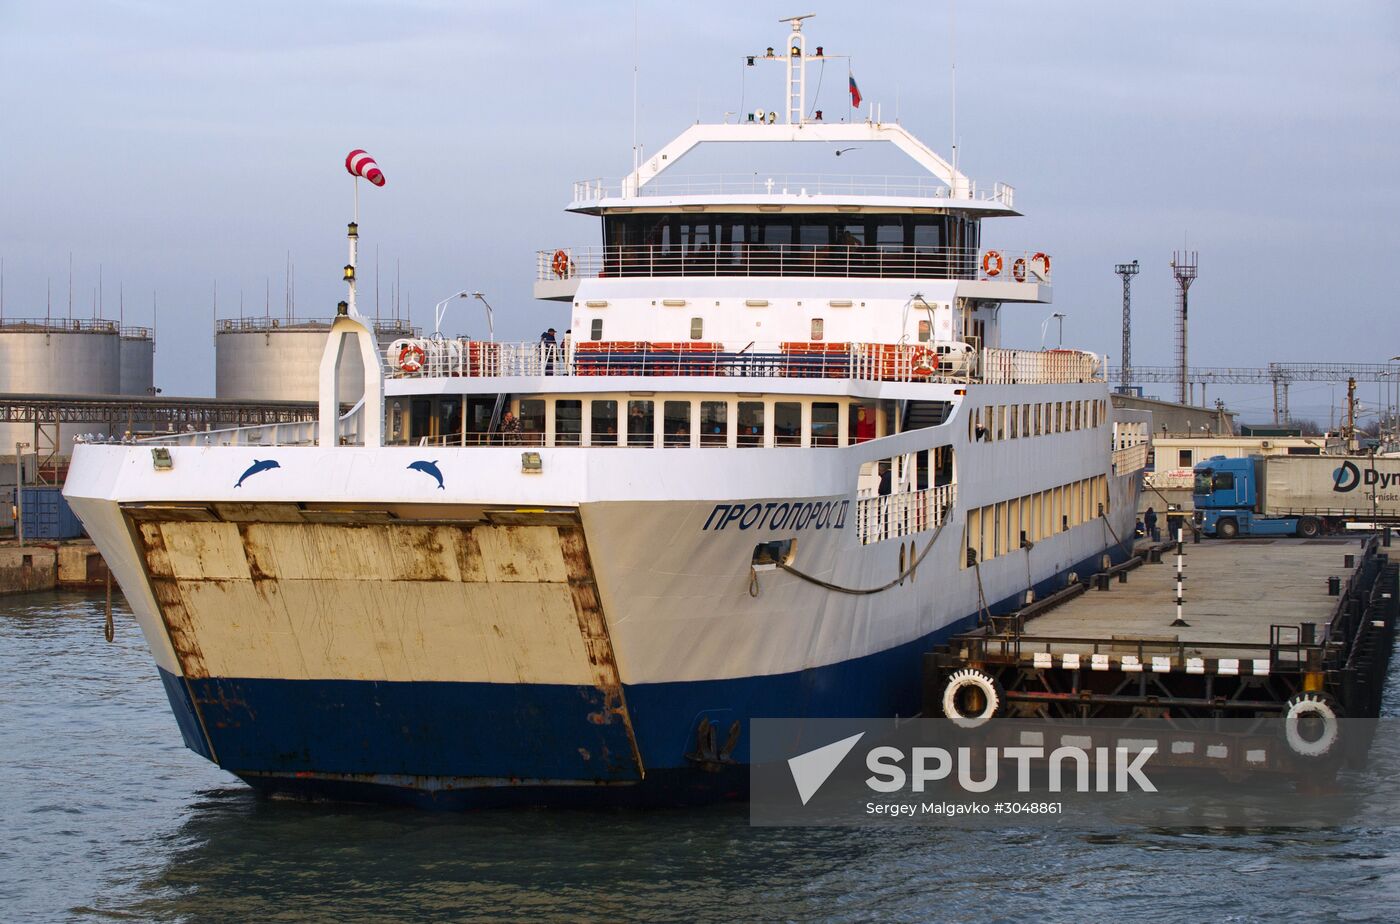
[345,149,385,187]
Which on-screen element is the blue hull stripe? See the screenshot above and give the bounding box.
[156,540,1133,805]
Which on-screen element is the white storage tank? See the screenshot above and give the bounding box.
[118,327,156,396]
[0,318,122,448]
[215,317,416,402]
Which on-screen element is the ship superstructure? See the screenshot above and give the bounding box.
[64,18,1149,807]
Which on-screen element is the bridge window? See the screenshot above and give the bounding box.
[555,400,582,446]
[775,402,802,447]
[700,400,728,447]
[591,399,619,446]
[737,401,765,447]
[664,400,691,447]
[627,400,654,447]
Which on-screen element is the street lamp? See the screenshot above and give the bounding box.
[471,292,496,341]
[1040,312,1066,350]
[432,290,472,337]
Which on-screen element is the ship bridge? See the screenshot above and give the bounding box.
[536,18,1047,306]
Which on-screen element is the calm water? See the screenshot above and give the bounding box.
[5,592,1400,923]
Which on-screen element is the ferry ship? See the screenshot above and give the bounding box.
[64,18,1149,808]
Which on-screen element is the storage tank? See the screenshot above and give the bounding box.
[118,327,156,396]
[0,318,122,448]
[215,317,417,401]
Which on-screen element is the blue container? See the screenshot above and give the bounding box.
[19,486,85,540]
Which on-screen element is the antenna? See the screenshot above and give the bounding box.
[949,0,958,195]
[68,252,73,320]
[632,0,640,172]
[1171,250,1199,405]
[1115,260,1139,390]
[98,263,103,319]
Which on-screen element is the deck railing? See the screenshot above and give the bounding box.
[855,483,957,545]
[537,245,1050,283]
[383,340,1103,387]
[570,173,1015,206]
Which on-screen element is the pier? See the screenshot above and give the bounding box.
[925,533,1399,768]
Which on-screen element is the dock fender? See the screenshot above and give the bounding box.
[940,668,1004,728]
[1282,692,1342,759]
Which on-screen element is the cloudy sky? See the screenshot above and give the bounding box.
[2,1,1397,423]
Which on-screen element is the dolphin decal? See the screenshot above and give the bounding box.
[234,459,281,488]
[408,460,446,490]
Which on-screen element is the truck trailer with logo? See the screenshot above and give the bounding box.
[1193,454,1400,538]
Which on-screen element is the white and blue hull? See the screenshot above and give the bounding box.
[64,385,1141,807]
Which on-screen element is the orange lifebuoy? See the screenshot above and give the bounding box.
[1030,252,1051,277]
[981,250,1003,277]
[910,346,937,377]
[398,343,426,373]
[551,249,571,279]
[1012,257,1027,282]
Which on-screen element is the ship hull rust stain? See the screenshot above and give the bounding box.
[124,502,645,785]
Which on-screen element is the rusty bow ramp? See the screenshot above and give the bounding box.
[122,501,645,790]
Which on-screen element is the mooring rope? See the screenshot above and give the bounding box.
[774,519,949,595]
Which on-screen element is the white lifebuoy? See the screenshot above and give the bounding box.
[1282,691,1341,759]
[941,668,1004,728]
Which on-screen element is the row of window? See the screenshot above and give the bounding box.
[967,398,1108,443]
[512,397,865,448]
[604,214,981,253]
[962,474,1111,566]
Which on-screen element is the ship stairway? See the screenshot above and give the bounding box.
[901,400,953,431]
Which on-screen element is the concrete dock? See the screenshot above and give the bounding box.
[926,533,1399,723]
[0,540,111,595]
[1024,538,1356,661]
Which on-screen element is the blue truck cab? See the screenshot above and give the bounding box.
[1192,455,1315,539]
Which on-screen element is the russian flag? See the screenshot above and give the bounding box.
[848,74,862,108]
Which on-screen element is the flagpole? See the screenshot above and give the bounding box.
[847,62,851,122]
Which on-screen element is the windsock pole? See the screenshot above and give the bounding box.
[346,179,359,317]
[343,150,385,320]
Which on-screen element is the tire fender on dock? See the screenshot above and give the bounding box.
[1282,691,1342,759]
[940,668,1004,728]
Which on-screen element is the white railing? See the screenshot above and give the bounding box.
[1113,443,1149,476]
[570,174,1015,206]
[536,245,1049,284]
[980,348,1104,385]
[855,483,957,545]
[382,340,1103,387]
[143,402,364,448]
